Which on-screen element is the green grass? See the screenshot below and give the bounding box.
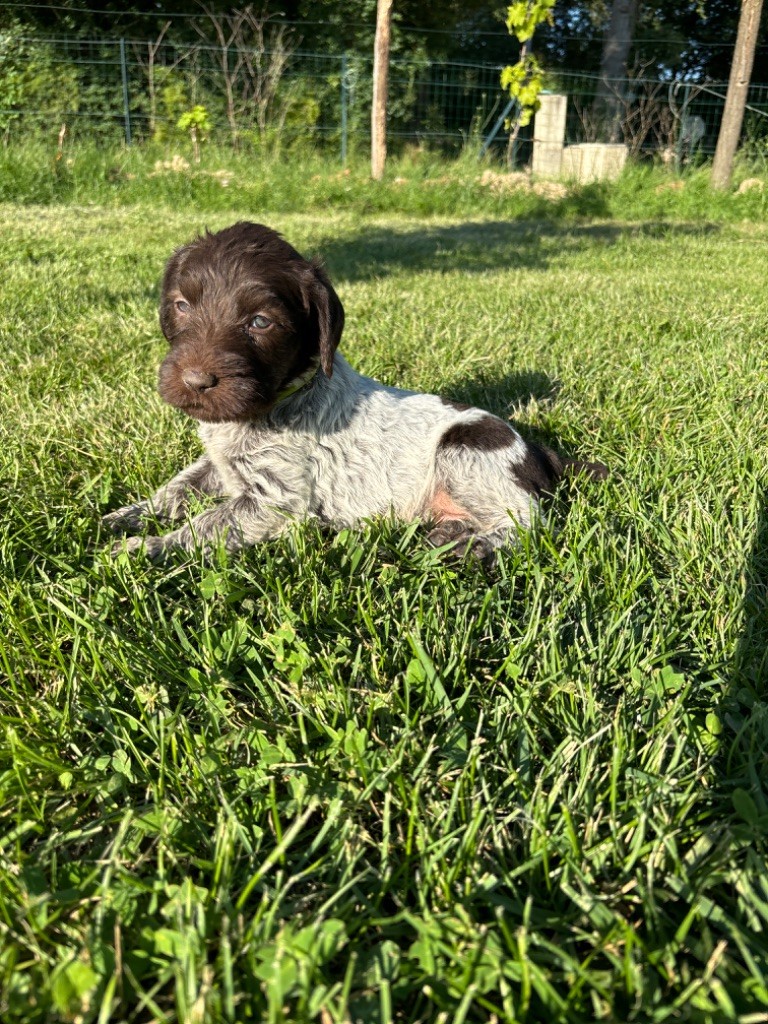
[1,198,768,1022]
[0,139,766,222]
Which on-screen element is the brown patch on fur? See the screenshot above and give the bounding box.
[439,415,516,452]
[511,442,563,496]
[513,449,608,497]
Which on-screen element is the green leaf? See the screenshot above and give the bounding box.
[705,712,723,736]
[51,959,99,1015]
[406,639,452,714]
[111,749,133,780]
[148,927,190,959]
[733,788,759,824]
[199,569,228,599]
[660,665,685,693]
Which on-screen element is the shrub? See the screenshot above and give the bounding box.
[0,21,80,140]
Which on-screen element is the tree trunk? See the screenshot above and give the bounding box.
[593,0,640,142]
[371,0,393,180]
[711,0,765,189]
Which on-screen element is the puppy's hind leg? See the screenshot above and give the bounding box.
[427,516,505,567]
[429,439,609,567]
[102,455,225,537]
[424,487,512,568]
[427,420,551,566]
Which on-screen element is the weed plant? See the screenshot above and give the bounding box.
[0,200,767,1021]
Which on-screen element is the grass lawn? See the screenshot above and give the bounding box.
[1,196,767,1022]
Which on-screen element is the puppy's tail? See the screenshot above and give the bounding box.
[561,457,609,482]
[520,442,608,498]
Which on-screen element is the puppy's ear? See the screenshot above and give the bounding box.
[305,260,344,377]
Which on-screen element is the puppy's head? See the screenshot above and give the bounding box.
[157,222,344,423]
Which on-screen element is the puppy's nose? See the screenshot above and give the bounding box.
[182,369,217,393]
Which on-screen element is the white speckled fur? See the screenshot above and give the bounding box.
[104,352,545,561]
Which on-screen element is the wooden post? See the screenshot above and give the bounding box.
[371,0,393,181]
[711,0,765,190]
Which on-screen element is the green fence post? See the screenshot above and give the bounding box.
[119,38,132,146]
[341,53,348,165]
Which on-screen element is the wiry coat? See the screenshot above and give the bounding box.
[103,223,604,563]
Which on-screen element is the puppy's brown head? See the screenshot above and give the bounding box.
[157,222,344,422]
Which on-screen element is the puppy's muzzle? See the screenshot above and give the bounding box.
[182,368,218,393]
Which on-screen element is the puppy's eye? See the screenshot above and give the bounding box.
[249,314,272,330]
[175,300,191,313]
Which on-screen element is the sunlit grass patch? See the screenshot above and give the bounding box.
[1,203,767,1021]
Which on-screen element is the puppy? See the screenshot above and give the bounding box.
[103,222,605,563]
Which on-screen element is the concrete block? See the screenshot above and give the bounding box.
[532,94,567,178]
[561,143,628,182]
[532,142,564,178]
[534,94,567,143]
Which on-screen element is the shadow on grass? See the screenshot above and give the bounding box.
[441,368,560,415]
[317,220,721,282]
[727,484,768,811]
[438,366,577,454]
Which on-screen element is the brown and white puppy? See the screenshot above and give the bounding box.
[103,222,605,563]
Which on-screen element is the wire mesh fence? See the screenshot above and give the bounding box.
[1,31,767,167]
[553,70,768,163]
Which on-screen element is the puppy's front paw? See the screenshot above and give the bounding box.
[111,535,166,561]
[102,503,150,536]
